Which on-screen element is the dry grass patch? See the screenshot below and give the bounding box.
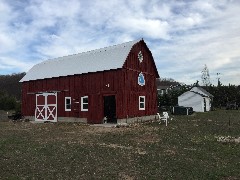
[216,136,240,144]
[0,110,240,179]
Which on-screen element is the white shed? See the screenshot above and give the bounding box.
[178,87,213,112]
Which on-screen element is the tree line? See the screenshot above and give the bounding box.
[205,84,240,108]
[158,82,240,109]
[0,72,25,100]
[0,91,21,111]
[0,73,239,111]
[0,73,25,111]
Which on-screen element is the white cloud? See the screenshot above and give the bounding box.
[0,1,17,54]
[148,3,172,19]
[0,0,11,21]
[0,56,35,73]
[112,18,170,39]
[25,0,81,20]
[0,34,16,53]
[0,0,239,86]
[152,0,240,85]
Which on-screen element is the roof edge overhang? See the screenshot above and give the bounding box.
[20,68,123,82]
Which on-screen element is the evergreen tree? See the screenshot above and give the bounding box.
[201,64,211,86]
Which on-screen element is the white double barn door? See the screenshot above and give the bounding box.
[35,93,57,122]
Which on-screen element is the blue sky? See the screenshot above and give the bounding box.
[0,0,240,85]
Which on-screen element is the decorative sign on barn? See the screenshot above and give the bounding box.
[138,51,143,63]
[138,72,145,86]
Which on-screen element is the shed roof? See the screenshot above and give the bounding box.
[178,91,208,99]
[20,39,141,82]
[190,87,214,97]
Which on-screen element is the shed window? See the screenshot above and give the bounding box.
[139,96,145,110]
[81,96,88,111]
[65,97,71,111]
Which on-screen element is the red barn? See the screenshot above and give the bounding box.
[20,39,159,124]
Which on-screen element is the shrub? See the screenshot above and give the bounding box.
[0,91,19,111]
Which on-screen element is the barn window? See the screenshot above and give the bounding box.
[65,97,71,111]
[81,96,88,111]
[139,96,145,110]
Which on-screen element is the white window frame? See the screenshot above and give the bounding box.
[81,96,88,111]
[65,97,71,111]
[139,96,145,110]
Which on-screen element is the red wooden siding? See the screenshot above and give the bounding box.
[123,40,159,78]
[120,40,158,118]
[21,40,159,123]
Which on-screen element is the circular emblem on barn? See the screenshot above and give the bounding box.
[138,72,145,86]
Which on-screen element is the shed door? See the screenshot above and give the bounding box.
[203,98,206,112]
[35,93,57,122]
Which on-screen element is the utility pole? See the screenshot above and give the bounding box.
[216,73,221,86]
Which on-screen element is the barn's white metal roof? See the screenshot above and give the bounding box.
[20,39,140,82]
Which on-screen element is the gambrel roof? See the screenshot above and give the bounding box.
[20,39,141,82]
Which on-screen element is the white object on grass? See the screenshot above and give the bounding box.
[157,112,169,126]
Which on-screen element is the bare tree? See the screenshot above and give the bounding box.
[156,77,179,86]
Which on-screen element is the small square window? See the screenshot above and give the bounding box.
[83,97,88,104]
[139,96,145,110]
[65,97,71,111]
[81,96,88,111]
[83,103,88,110]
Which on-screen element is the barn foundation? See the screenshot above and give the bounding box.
[24,115,157,124]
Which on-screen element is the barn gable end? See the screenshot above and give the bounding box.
[21,39,159,124]
[118,40,159,119]
[123,40,159,78]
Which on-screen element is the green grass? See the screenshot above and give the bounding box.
[0,110,240,179]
